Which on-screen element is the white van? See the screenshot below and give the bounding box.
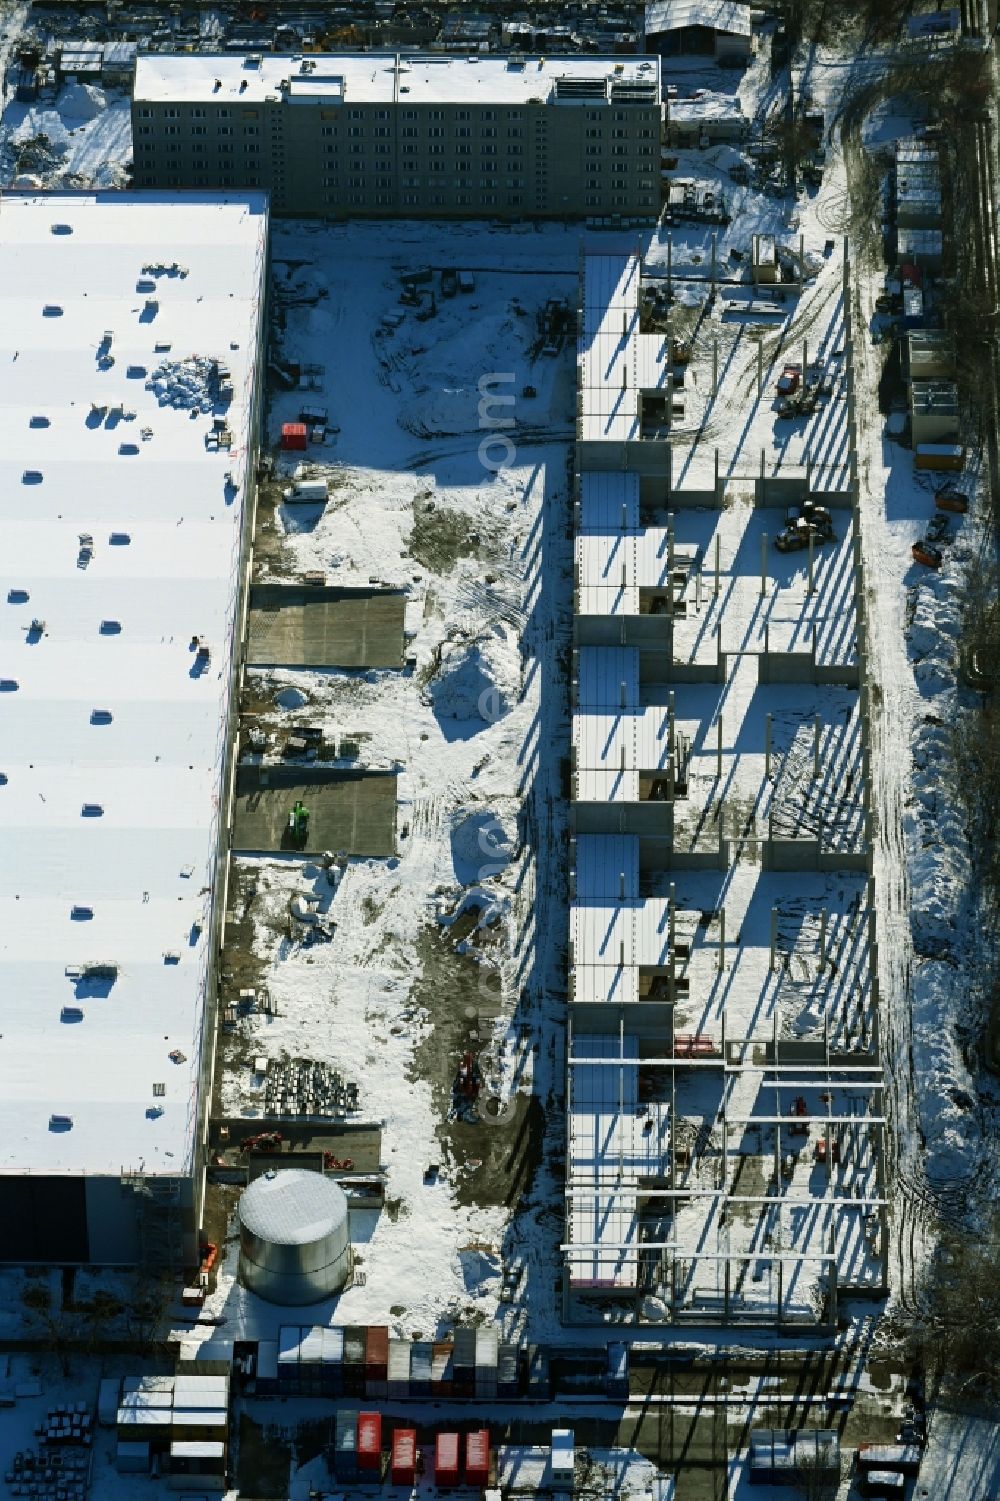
[282,478,329,503]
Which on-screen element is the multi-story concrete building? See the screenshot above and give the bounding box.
[131,52,662,219]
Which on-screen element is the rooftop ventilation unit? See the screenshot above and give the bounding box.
[72,905,94,920]
[49,1114,74,1131]
[61,1006,84,1023]
[81,803,104,817]
[80,962,117,979]
[246,54,262,68]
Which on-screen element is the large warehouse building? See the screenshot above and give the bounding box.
[131,52,662,220]
[643,0,751,60]
[0,190,269,1265]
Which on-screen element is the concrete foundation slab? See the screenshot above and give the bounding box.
[247,586,406,669]
[232,766,397,856]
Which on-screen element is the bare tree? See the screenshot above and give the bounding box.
[21,1283,78,1377]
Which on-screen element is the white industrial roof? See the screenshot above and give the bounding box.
[645,1,751,39]
[579,254,643,443]
[0,190,268,1178]
[134,51,660,108]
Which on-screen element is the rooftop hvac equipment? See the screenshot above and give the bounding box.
[237,1168,352,1305]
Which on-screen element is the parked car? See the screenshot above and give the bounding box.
[911,539,943,568]
[934,486,968,513]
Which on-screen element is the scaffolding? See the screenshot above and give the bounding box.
[120,1170,185,1268]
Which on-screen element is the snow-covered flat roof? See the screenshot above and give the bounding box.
[0,191,268,1179]
[134,52,660,108]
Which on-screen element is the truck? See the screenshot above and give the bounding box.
[458,270,475,293]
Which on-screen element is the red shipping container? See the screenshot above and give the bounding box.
[435,1431,460,1488]
[365,1324,389,1378]
[281,422,307,451]
[357,1410,382,1471]
[465,1429,490,1486]
[390,1427,417,1486]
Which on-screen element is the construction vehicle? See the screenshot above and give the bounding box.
[776,386,819,418]
[925,514,950,545]
[323,1153,355,1172]
[911,539,943,569]
[775,518,834,552]
[240,1131,283,1155]
[776,363,801,396]
[784,500,832,533]
[415,293,438,322]
[440,268,458,298]
[934,485,968,513]
[455,1051,482,1101]
[288,799,310,846]
[815,1137,841,1165]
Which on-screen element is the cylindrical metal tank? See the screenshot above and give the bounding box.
[237,1168,351,1305]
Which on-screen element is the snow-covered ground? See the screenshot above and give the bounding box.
[203,219,582,1345]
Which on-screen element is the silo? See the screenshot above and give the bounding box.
[237,1168,351,1305]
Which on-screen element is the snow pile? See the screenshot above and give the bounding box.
[904,546,981,1189]
[449,806,516,885]
[428,624,520,724]
[57,82,107,121]
[908,570,962,698]
[439,885,511,948]
[911,960,977,1184]
[145,356,220,411]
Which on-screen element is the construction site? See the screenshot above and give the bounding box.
[3,0,1000,1497]
[564,247,885,1330]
